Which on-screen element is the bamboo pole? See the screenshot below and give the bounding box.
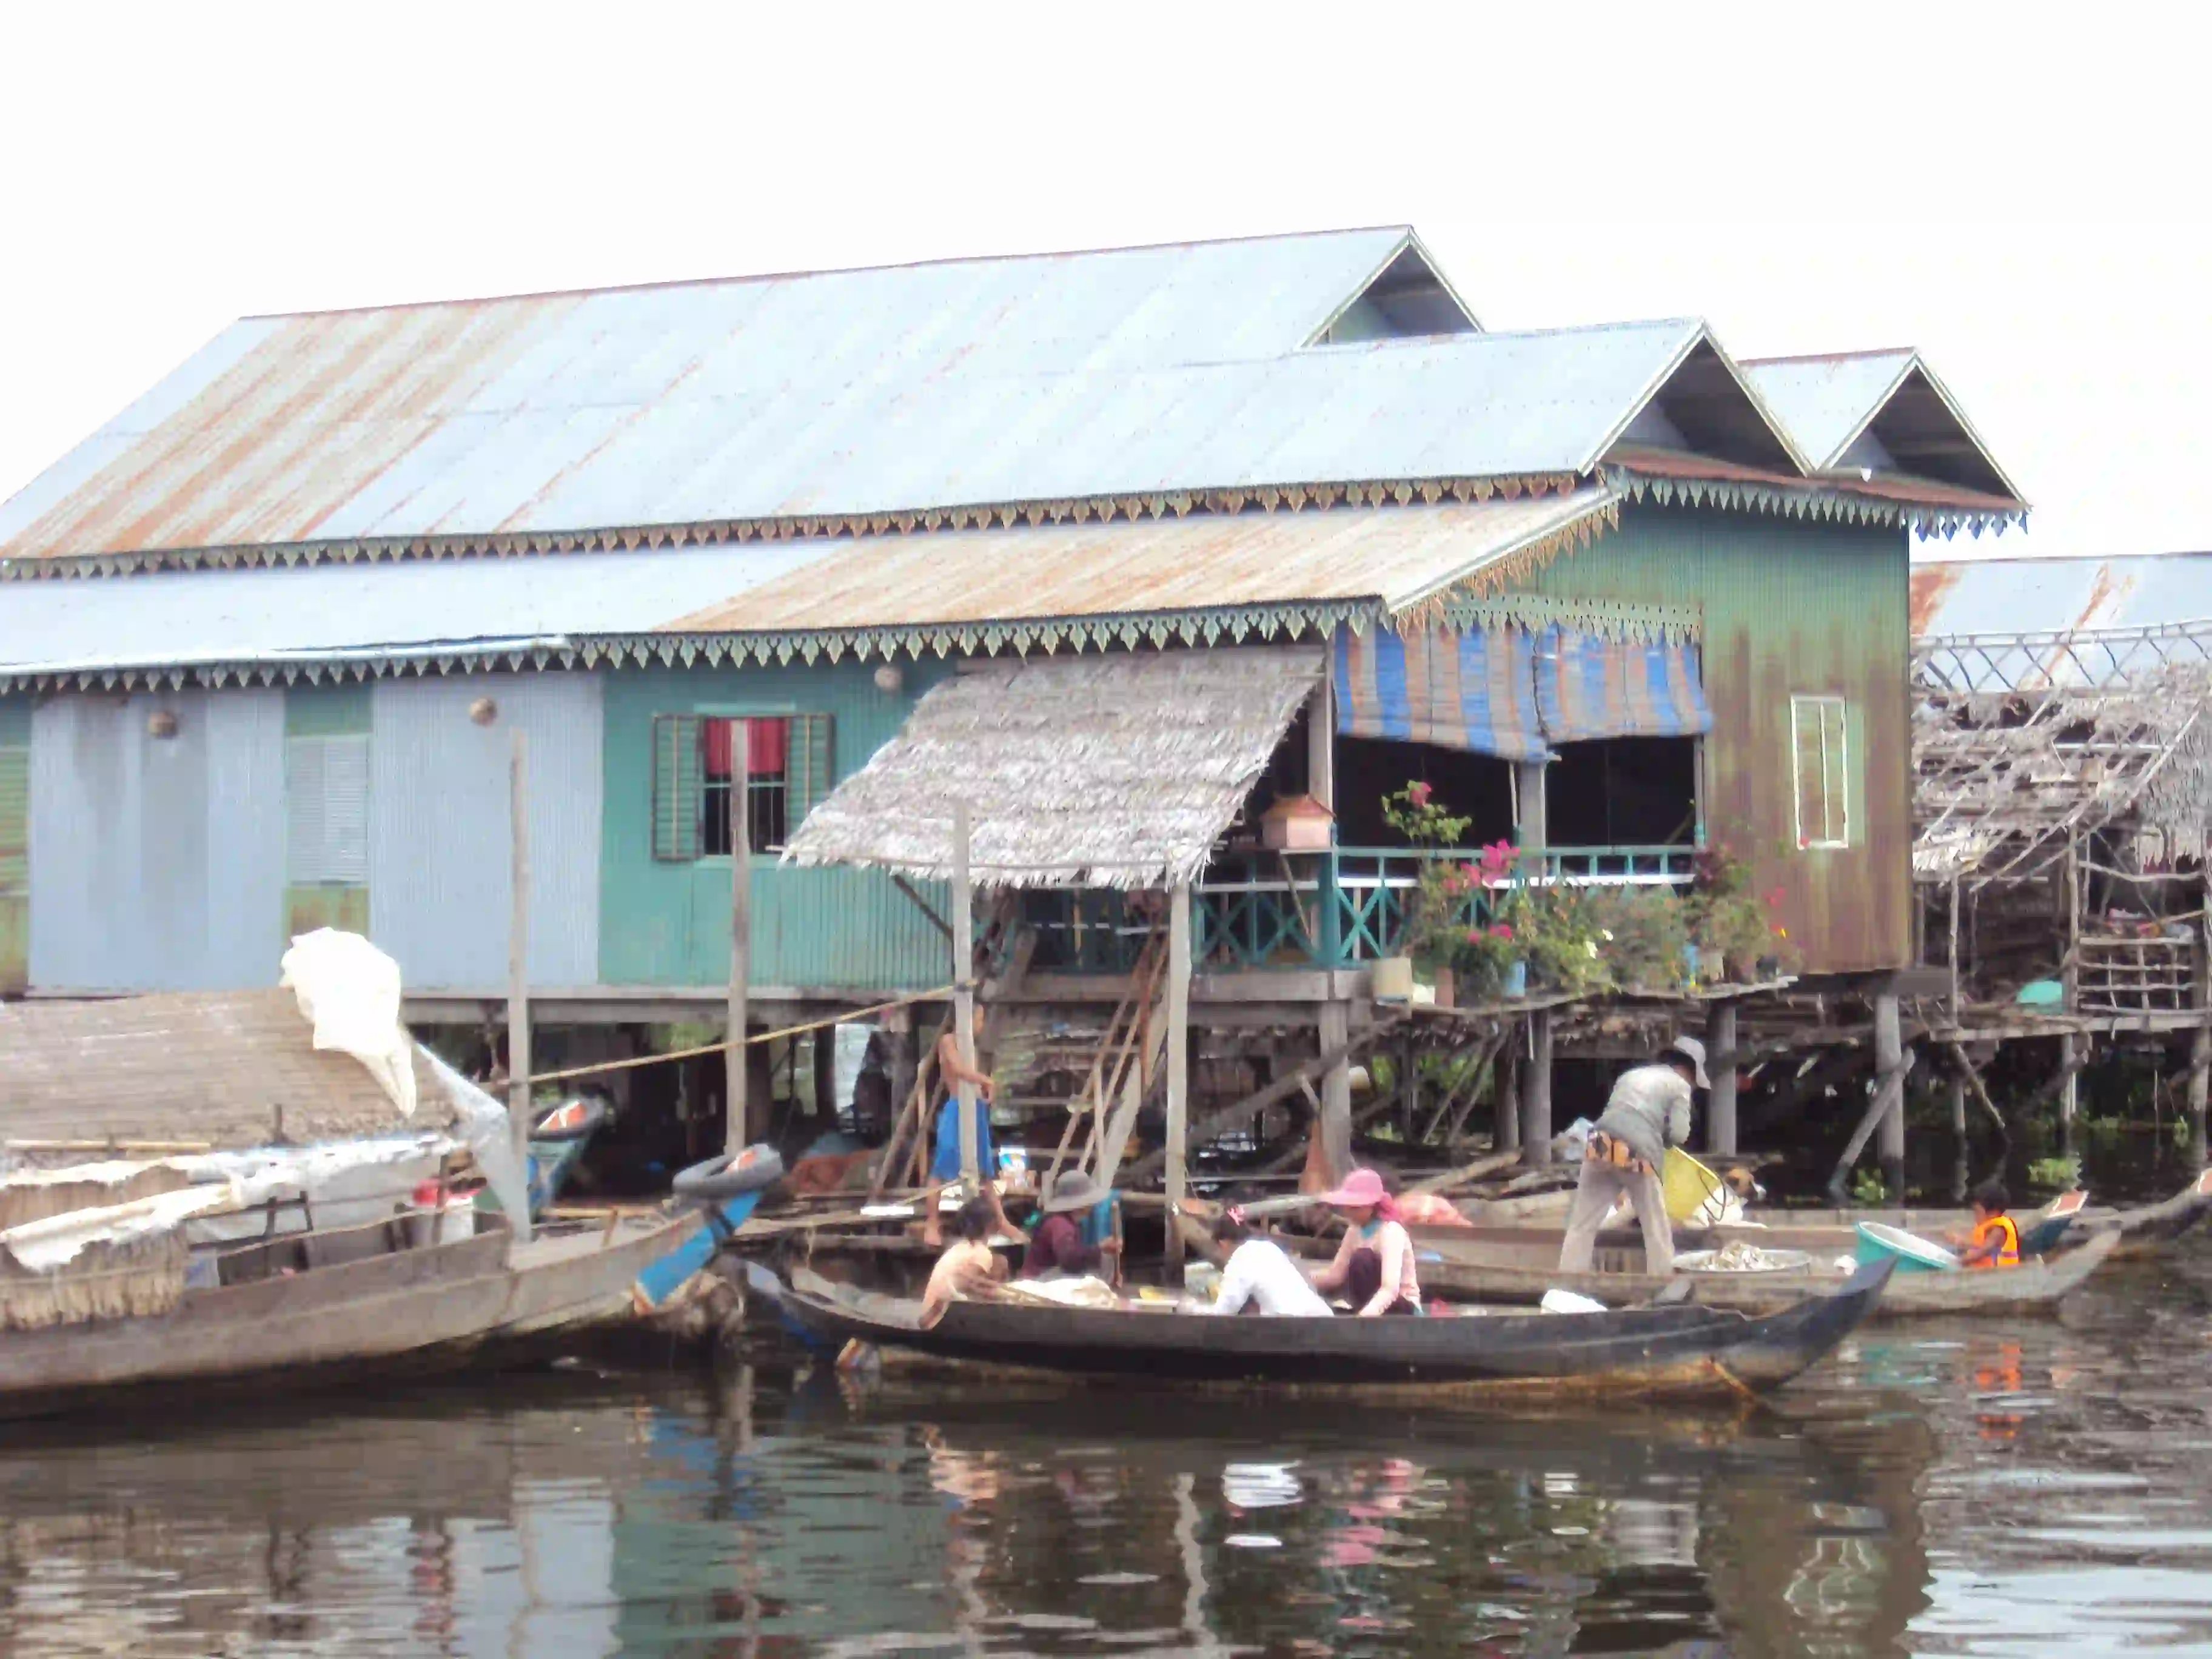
[1706,999,1739,1158]
[1519,1011,1553,1163]
[951,802,979,1182]
[1164,882,1192,1267]
[508,728,532,1167]
[726,723,751,1155]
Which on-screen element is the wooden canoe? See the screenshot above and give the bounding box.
[1381,1222,2120,1318]
[759,1257,1894,1399]
[0,1208,694,1420]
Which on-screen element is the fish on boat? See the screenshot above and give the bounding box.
[754,1257,1895,1400]
[1381,1224,2120,1318]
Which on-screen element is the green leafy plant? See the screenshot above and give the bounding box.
[2026,1154,2080,1191]
[1382,779,1470,847]
[1690,842,1797,977]
[1583,885,1694,993]
[1849,1167,1887,1206]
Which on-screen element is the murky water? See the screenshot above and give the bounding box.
[4,1254,2211,1658]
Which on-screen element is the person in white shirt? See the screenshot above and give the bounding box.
[1200,1210,1334,1316]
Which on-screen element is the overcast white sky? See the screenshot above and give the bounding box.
[0,3,2200,561]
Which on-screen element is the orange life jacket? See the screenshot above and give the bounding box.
[1969,1213,2020,1270]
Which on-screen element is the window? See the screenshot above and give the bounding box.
[653,712,833,862]
[285,686,372,885]
[1791,695,1849,850]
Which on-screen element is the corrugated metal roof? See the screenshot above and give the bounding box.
[1742,349,2022,502]
[1912,554,2212,640]
[1740,352,1916,466]
[0,489,1618,683]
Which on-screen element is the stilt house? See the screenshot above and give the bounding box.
[0,229,2026,1173]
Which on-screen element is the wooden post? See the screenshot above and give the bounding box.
[725,723,751,1156]
[1165,882,1193,1266]
[2063,836,2081,1144]
[1520,1010,1554,1163]
[1949,1071,1969,1202]
[812,1027,839,1121]
[1706,998,1738,1158]
[1875,993,1905,1201]
[951,801,979,1182]
[1306,679,1334,811]
[1317,999,1353,1182]
[1514,759,1547,875]
[1496,1036,1521,1152]
[507,728,532,1164]
[1947,877,1962,1019]
[2194,897,2211,1171]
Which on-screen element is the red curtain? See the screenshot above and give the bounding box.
[702,717,788,778]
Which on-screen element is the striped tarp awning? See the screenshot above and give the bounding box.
[1534,626,1712,743]
[1333,625,1549,762]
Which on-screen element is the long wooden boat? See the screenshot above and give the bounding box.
[758,1256,1894,1400]
[1455,1170,2212,1262]
[1381,1222,2120,1318]
[0,1208,694,1421]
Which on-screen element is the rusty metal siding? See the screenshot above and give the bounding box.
[27,689,287,990]
[1520,503,1911,973]
[367,673,602,991]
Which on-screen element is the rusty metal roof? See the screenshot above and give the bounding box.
[0,488,1620,690]
[1912,554,2212,642]
[1741,349,2022,502]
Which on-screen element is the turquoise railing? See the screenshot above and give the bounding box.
[1024,844,1697,974]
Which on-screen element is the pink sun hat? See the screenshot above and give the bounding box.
[1316,1168,1389,1208]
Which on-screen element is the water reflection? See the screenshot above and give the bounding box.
[0,1259,2206,1654]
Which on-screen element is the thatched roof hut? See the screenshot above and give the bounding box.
[0,989,459,1150]
[783,646,1324,888]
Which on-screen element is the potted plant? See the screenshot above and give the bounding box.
[1378,780,1472,1000]
[1689,843,1795,984]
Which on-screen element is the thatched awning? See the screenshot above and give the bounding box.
[0,990,458,1150]
[783,646,1324,889]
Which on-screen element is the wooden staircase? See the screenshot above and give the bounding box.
[1042,922,1170,1193]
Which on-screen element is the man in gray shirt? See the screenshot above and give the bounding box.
[1558,1037,1709,1276]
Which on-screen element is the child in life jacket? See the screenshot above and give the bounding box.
[1951,1179,2022,1270]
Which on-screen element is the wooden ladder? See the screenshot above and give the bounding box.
[1042,925,1170,1195]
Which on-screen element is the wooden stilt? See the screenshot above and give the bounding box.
[1706,998,1739,1158]
[507,728,532,1170]
[1875,994,1906,1201]
[1949,1071,1969,1202]
[1519,1010,1553,1163]
[1164,882,1192,1267]
[950,802,978,1183]
[1318,999,1354,1183]
[1496,1036,1520,1153]
[726,724,751,1154]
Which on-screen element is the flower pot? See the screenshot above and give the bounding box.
[1681,943,1703,984]
[1372,955,1415,1002]
[1755,954,1780,982]
[1501,959,1528,999]
[1433,966,1456,1008]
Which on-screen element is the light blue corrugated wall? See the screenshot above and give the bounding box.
[28,689,288,990]
[368,674,603,991]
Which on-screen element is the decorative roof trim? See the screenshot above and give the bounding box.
[1603,466,2028,539]
[0,472,1585,583]
[0,586,1683,697]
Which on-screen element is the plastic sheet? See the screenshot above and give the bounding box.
[279,929,418,1118]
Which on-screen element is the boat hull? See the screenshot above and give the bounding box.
[766,1258,1892,1399]
[0,1212,692,1421]
[1396,1225,2119,1318]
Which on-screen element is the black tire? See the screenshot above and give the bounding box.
[672,1144,785,1204]
[531,1096,611,1144]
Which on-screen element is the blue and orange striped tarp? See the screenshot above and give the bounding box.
[1334,623,1710,757]
[1533,626,1711,743]
[1333,625,1550,762]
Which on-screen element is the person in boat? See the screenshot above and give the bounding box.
[921,1195,1009,1324]
[921,1005,1015,1249]
[1558,1036,1709,1276]
[1201,1208,1334,1316]
[1950,1179,2022,1270]
[1308,1168,1423,1316]
[1021,1170,1122,1279]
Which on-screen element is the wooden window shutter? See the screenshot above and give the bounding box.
[652,714,703,861]
[0,744,26,896]
[788,713,836,827]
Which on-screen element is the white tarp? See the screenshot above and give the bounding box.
[418,1046,532,1247]
[279,928,418,1118]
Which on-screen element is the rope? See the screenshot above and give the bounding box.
[525,984,959,1088]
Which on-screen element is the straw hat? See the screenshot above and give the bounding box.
[1041,1169,1107,1215]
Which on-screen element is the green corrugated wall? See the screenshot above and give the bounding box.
[1513,502,1910,974]
[284,683,372,940]
[598,660,957,988]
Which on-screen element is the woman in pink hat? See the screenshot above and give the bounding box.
[1307,1168,1423,1316]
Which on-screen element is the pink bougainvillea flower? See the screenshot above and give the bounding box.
[1466,928,1483,945]
[1407,780,1432,806]
[1491,923,1515,941]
